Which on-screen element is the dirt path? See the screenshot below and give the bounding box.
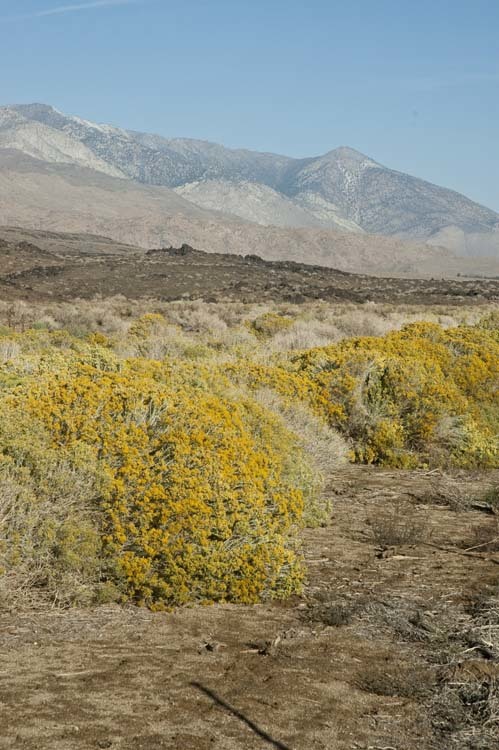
[1,468,498,750]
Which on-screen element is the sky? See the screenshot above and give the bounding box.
[1,0,498,210]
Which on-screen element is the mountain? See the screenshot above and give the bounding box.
[3,149,478,278]
[8,103,293,189]
[1,103,499,276]
[3,103,498,253]
[0,148,240,249]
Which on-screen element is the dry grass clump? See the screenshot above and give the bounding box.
[314,601,357,627]
[459,518,499,553]
[481,485,499,513]
[301,590,360,627]
[431,665,499,749]
[363,598,440,644]
[0,339,21,363]
[356,586,499,747]
[162,301,229,335]
[418,477,499,513]
[430,681,499,749]
[267,319,342,353]
[420,478,474,512]
[367,501,429,547]
[355,657,434,699]
[427,585,499,748]
[464,589,499,661]
[255,389,349,526]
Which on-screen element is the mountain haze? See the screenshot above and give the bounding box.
[4,150,479,277]
[5,104,499,245]
[1,103,498,273]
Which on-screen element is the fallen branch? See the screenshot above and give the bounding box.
[463,537,499,553]
[421,542,499,565]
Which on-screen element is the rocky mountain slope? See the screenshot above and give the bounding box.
[175,179,363,232]
[3,104,499,253]
[5,150,499,278]
[0,107,124,178]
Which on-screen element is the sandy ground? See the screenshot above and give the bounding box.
[1,467,498,750]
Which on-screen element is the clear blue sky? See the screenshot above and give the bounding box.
[1,0,498,209]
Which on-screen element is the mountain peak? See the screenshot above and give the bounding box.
[331,146,367,157]
[11,103,61,118]
[322,146,378,166]
[8,102,71,132]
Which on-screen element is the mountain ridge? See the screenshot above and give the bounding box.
[4,103,498,249]
[1,103,499,272]
[3,148,488,278]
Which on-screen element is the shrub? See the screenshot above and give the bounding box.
[368,502,429,547]
[249,312,294,339]
[3,348,306,608]
[0,406,107,608]
[1,317,497,610]
[292,322,499,467]
[0,339,21,363]
[476,309,499,339]
[255,388,349,526]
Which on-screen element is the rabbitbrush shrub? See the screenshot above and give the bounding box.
[0,403,107,607]
[291,322,499,468]
[0,318,496,608]
[249,312,295,339]
[0,333,306,608]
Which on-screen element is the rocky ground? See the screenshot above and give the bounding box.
[1,467,498,750]
[1,232,498,305]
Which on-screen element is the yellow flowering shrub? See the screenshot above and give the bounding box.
[291,322,498,467]
[0,403,108,607]
[2,343,305,608]
[226,361,327,412]
[249,312,295,339]
[0,318,497,609]
[476,309,499,340]
[128,312,167,338]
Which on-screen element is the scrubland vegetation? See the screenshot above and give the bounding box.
[0,299,497,610]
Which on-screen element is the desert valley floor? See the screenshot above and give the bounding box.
[1,466,498,750]
[0,227,498,750]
